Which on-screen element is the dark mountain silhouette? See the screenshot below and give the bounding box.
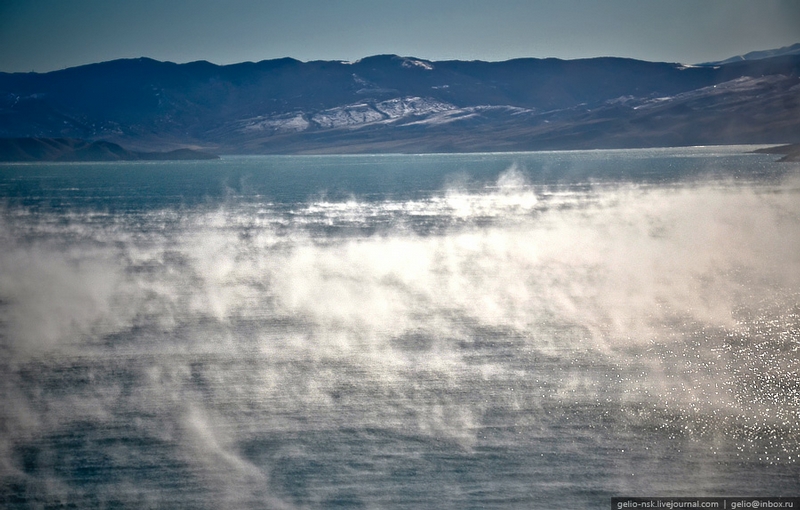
[0,137,218,161]
[753,142,800,162]
[700,43,800,66]
[1,48,798,154]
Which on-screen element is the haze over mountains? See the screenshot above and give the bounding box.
[1,45,798,154]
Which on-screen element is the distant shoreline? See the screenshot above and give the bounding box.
[751,143,800,162]
[216,143,793,159]
[1,137,797,162]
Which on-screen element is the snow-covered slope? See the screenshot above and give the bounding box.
[237,97,459,133]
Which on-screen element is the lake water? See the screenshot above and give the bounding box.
[1,147,799,508]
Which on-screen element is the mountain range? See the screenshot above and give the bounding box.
[1,46,799,154]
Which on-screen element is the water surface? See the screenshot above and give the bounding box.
[1,147,799,508]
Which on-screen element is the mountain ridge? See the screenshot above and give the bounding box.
[700,42,800,66]
[1,48,798,154]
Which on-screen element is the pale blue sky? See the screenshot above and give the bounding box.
[1,0,799,72]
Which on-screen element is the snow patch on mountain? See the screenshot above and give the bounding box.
[242,113,310,133]
[632,75,789,110]
[400,58,434,71]
[312,97,457,129]
[402,105,534,127]
[312,104,385,128]
[402,110,479,127]
[374,97,455,118]
[236,98,459,133]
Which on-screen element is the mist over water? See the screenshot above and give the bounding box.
[1,148,799,508]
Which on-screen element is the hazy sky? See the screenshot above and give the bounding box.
[1,0,799,72]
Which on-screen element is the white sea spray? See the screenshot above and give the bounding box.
[1,152,798,507]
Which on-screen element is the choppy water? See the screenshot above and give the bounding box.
[1,147,799,508]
